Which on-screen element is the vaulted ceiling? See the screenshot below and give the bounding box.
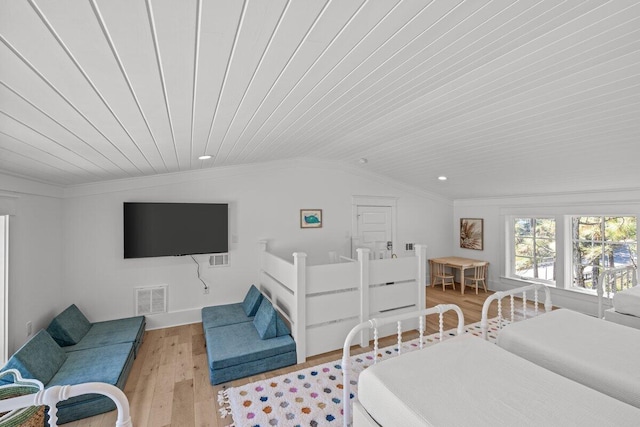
[1,0,639,199]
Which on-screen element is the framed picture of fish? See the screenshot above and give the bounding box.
[300,209,322,228]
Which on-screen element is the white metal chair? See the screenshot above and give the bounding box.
[464,262,488,294]
[433,261,455,291]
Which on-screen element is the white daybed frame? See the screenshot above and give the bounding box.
[0,369,132,427]
[341,304,465,427]
[341,297,640,427]
[484,284,640,411]
[597,265,640,328]
[258,241,428,362]
[480,283,552,339]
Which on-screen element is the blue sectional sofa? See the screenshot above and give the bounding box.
[202,285,297,385]
[46,305,145,356]
[0,305,145,424]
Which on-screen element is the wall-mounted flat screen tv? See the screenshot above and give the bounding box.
[124,202,228,259]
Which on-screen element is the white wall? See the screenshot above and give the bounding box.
[453,189,640,315]
[63,159,453,329]
[0,175,66,354]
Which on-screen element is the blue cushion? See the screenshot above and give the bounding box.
[204,322,296,371]
[62,316,145,354]
[1,330,67,384]
[46,304,92,346]
[202,304,253,329]
[47,343,133,388]
[55,394,118,425]
[209,350,296,385]
[253,299,276,339]
[48,343,135,424]
[275,312,291,337]
[241,285,263,316]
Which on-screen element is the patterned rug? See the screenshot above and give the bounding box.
[218,317,508,427]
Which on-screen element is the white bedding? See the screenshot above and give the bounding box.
[613,285,640,317]
[358,334,640,426]
[496,308,640,409]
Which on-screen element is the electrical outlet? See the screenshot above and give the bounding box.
[26,321,32,336]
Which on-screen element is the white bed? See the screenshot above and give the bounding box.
[598,267,640,328]
[603,285,640,329]
[343,296,640,427]
[357,334,640,426]
[496,308,640,409]
[604,307,640,329]
[612,284,640,317]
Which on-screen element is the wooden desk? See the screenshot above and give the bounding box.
[429,257,489,295]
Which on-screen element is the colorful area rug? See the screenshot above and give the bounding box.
[217,317,509,427]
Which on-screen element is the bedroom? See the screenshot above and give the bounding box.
[1,0,640,425]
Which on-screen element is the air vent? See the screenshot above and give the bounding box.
[135,285,167,316]
[209,253,229,267]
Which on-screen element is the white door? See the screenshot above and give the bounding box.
[353,206,393,259]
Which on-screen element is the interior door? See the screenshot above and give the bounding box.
[353,205,393,260]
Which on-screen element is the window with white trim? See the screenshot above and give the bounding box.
[570,216,637,293]
[513,217,556,284]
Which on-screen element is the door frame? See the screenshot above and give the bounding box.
[0,194,16,364]
[351,196,398,258]
[0,215,7,364]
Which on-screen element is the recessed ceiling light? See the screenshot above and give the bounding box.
[438,176,447,181]
[198,155,212,160]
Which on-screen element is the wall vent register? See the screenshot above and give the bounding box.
[135,285,168,316]
[210,253,229,267]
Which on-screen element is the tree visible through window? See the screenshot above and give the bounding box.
[514,218,556,283]
[571,216,637,292]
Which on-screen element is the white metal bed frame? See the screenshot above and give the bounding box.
[0,369,132,427]
[341,303,464,427]
[480,283,552,339]
[597,265,638,319]
[340,284,553,427]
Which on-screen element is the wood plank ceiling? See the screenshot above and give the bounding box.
[1,0,639,199]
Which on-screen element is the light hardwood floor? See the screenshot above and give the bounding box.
[71,288,536,427]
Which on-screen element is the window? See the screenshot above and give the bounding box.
[513,218,556,283]
[571,216,637,292]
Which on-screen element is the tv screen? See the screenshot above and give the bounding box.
[124,202,228,258]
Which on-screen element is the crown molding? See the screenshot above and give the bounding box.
[0,172,65,198]
[454,187,640,208]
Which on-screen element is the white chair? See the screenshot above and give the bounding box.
[464,262,488,294]
[433,262,455,291]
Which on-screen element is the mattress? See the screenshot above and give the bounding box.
[357,334,640,426]
[604,307,640,329]
[496,308,640,409]
[613,285,640,317]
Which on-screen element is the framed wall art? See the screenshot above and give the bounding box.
[460,218,483,250]
[300,209,322,228]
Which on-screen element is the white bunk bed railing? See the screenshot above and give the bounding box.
[480,283,552,340]
[258,241,427,363]
[0,369,132,427]
[597,265,638,318]
[341,304,465,427]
